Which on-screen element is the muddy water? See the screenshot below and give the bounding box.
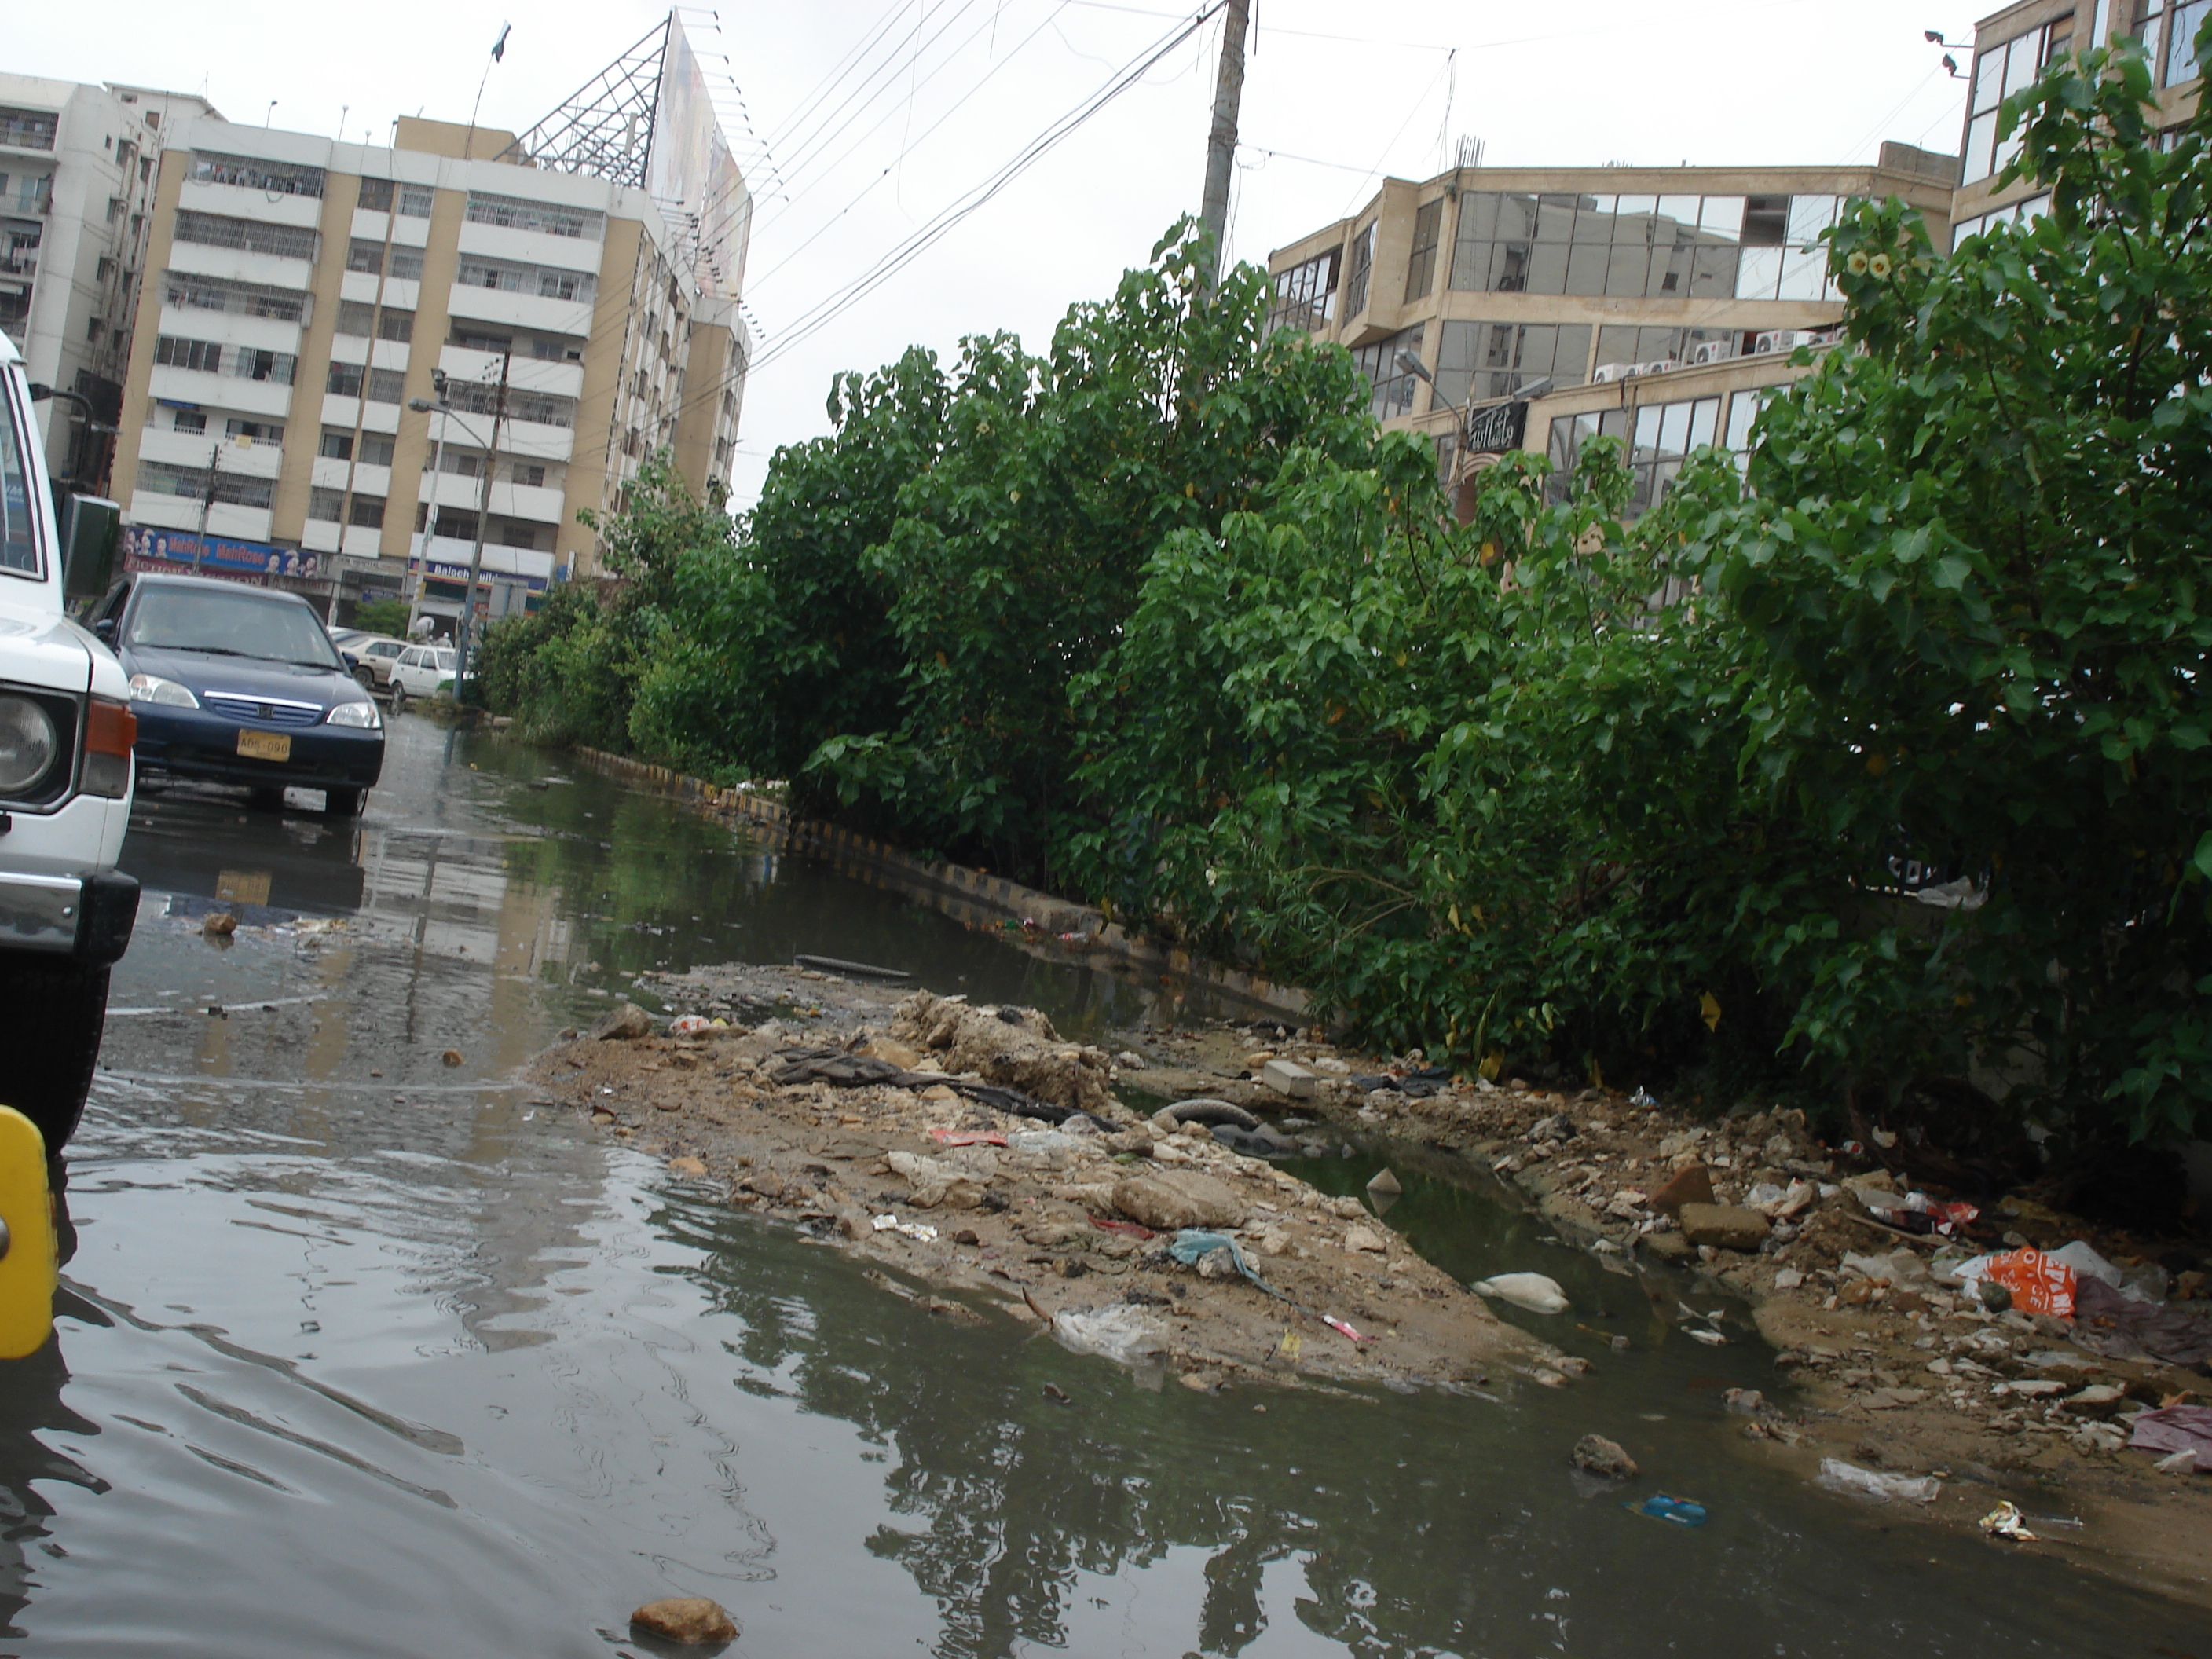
[2,716,2192,1656]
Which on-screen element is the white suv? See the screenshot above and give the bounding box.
[0,331,139,1153]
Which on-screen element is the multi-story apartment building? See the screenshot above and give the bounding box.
[1953,0,2204,242]
[0,77,216,492]
[106,112,749,628]
[1266,145,1960,521]
[1272,2,2204,524]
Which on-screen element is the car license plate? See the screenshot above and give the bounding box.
[236,730,291,762]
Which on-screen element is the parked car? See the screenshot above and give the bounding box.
[90,574,385,817]
[341,634,408,694]
[0,330,140,1154]
[387,644,460,712]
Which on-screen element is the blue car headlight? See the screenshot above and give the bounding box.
[326,700,382,729]
[128,672,199,708]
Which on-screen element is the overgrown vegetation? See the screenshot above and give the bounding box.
[483,36,2212,1140]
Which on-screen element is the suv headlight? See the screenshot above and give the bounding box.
[326,700,382,729]
[0,696,58,793]
[128,673,200,708]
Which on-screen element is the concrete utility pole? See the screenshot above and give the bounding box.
[192,437,221,574]
[1197,0,1250,289]
[453,350,510,688]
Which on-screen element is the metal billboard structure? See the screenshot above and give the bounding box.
[501,12,749,300]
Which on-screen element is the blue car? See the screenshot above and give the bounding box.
[90,574,385,816]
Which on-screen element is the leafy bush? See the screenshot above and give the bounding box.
[350,598,408,638]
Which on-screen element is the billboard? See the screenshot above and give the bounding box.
[122,525,323,584]
[648,16,750,300]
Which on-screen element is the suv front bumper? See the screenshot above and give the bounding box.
[0,865,140,966]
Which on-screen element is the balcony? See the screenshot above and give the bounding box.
[156,304,301,355]
[178,178,324,229]
[320,392,404,436]
[128,490,273,544]
[352,208,431,247]
[148,364,294,422]
[300,520,385,558]
[340,271,420,310]
[417,470,566,525]
[445,281,597,339]
[138,427,284,480]
[422,408,574,465]
[438,343,584,401]
[167,237,313,295]
[326,334,411,372]
[455,218,606,277]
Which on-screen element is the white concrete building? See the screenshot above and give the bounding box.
[0,78,216,491]
[108,112,749,627]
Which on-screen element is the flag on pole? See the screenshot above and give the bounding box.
[491,23,511,61]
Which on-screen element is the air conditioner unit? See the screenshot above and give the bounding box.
[1753,328,1822,356]
[1637,359,1680,376]
[1686,339,1737,367]
[1591,361,1639,383]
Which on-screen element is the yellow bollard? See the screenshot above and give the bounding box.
[0,1106,55,1361]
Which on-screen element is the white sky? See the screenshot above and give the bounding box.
[17,1,1987,509]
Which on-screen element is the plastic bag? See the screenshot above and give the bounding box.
[1053,1304,1165,1364]
[1817,1458,1942,1504]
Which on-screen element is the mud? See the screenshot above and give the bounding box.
[528,969,1566,1397]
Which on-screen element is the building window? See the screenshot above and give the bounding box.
[86,317,104,343]
[390,248,424,281]
[140,460,275,511]
[450,325,515,354]
[163,272,308,322]
[463,193,602,240]
[1447,191,1838,302]
[357,178,394,212]
[0,108,58,152]
[326,361,364,398]
[376,309,414,343]
[346,240,384,274]
[399,185,434,218]
[308,486,345,521]
[1350,326,1426,420]
[229,348,295,385]
[505,460,548,489]
[364,368,406,405]
[433,507,478,541]
[1435,320,1593,408]
[319,428,353,460]
[444,381,577,429]
[360,433,395,466]
[174,210,318,262]
[189,152,325,198]
[347,495,386,529]
[170,408,208,434]
[335,300,375,335]
[1594,324,1738,375]
[156,335,224,374]
[1343,223,1375,317]
[224,417,282,445]
[1544,393,1727,515]
[1404,199,1444,302]
[1951,191,2052,249]
[455,258,597,302]
[1964,17,2074,184]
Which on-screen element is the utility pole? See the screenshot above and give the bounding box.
[454,350,509,688]
[1197,0,1251,290]
[193,436,221,574]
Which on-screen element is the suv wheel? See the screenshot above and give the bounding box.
[0,958,109,1154]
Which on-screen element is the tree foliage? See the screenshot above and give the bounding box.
[487,37,2212,1136]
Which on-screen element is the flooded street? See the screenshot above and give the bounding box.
[2,716,2196,1656]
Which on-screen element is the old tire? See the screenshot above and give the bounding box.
[324,785,367,818]
[0,958,109,1154]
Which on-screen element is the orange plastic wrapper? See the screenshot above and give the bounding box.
[1982,1247,2076,1318]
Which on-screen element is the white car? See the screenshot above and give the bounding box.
[387,644,459,710]
[0,331,139,1152]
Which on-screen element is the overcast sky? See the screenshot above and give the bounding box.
[19,1,1985,507]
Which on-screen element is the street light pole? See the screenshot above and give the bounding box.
[404,393,451,638]
[453,350,509,688]
[193,436,222,574]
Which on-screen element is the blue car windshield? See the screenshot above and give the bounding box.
[127,586,343,668]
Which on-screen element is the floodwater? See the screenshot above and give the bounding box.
[2,716,2196,1656]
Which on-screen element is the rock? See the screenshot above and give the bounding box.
[1977,1279,2013,1313]
[859,1035,922,1069]
[1647,1164,1716,1217]
[1678,1203,1770,1251]
[1772,1268,1805,1291]
[1111,1170,1246,1232]
[667,1156,708,1177]
[202,912,237,937]
[1527,1112,1577,1143]
[1722,1387,1767,1415]
[2064,1383,2127,1419]
[631,1596,738,1645]
[1366,1168,1403,1198]
[441,1049,463,1067]
[1343,1225,1388,1253]
[589,1002,654,1041]
[1570,1434,1638,1479]
[1261,1058,1317,1099]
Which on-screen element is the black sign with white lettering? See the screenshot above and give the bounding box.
[1463,398,1529,454]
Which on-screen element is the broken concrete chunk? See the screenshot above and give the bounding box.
[1648,1163,1716,1216]
[1571,1434,1639,1479]
[630,1596,738,1645]
[1261,1058,1317,1099]
[1678,1203,1770,1251]
[588,1002,654,1041]
[1110,1170,1247,1232]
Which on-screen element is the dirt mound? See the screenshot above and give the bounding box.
[890,991,1113,1116]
